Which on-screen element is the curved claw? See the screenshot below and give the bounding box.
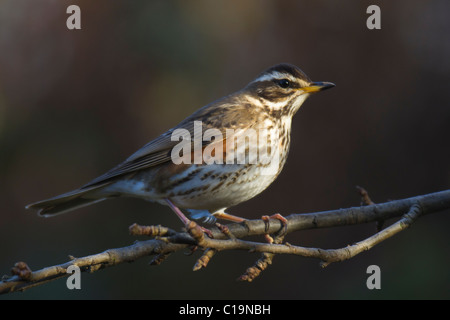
[261,215,271,233]
[261,213,288,243]
[271,213,288,236]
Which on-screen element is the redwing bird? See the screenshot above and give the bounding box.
[26,63,334,227]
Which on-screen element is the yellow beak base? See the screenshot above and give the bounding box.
[302,81,335,93]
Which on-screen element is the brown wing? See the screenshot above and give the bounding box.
[81,94,258,189]
[81,123,197,188]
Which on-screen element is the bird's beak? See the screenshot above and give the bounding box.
[301,81,335,93]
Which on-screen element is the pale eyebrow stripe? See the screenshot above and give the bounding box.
[251,71,297,84]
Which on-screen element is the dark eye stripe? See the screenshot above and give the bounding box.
[274,79,290,88]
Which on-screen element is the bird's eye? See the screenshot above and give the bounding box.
[276,79,290,89]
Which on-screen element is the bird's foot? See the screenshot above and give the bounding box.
[261,213,288,243]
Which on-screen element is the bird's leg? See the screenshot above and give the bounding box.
[261,213,288,243]
[165,199,191,225]
[165,199,213,237]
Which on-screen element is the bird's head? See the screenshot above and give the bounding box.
[246,63,335,117]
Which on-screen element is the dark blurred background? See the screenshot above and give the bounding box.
[0,0,449,299]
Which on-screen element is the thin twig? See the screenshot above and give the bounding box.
[356,186,375,206]
[356,186,385,231]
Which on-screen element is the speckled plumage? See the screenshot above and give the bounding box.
[26,63,334,224]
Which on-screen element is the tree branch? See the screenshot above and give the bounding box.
[1,189,449,293]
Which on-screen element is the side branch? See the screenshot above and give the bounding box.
[1,239,188,294]
[185,202,423,266]
[1,189,449,293]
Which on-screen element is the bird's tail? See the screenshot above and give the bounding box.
[25,183,110,217]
